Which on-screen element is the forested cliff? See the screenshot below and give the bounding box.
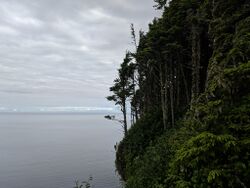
[108,0,250,187]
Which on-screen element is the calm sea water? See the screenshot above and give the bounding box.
[0,113,123,188]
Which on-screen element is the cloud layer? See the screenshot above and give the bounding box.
[0,0,160,109]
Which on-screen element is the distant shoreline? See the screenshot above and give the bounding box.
[0,111,122,115]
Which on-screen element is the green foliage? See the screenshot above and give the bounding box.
[168,132,239,187]
[74,176,93,188]
[107,52,136,135]
[113,0,250,187]
[116,109,164,179]
[154,0,168,9]
[107,52,134,106]
[125,127,190,188]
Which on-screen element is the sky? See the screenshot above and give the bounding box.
[0,0,160,111]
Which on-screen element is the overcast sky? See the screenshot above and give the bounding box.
[0,0,160,110]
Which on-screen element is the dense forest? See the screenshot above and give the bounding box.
[107,0,250,187]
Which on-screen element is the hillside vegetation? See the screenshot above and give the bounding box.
[108,0,250,187]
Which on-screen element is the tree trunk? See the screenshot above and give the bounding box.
[132,71,136,123]
[130,108,134,126]
[122,99,128,136]
[160,63,168,130]
[169,61,175,128]
[180,63,190,104]
[170,83,174,128]
[135,104,139,121]
[176,65,180,108]
[191,24,201,106]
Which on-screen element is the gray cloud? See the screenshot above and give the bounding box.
[0,0,161,109]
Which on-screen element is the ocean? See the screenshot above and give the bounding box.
[0,113,123,188]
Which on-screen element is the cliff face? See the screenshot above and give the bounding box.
[115,0,250,187]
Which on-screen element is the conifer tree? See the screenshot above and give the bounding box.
[107,52,134,135]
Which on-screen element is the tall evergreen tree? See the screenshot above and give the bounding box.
[107,52,134,135]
